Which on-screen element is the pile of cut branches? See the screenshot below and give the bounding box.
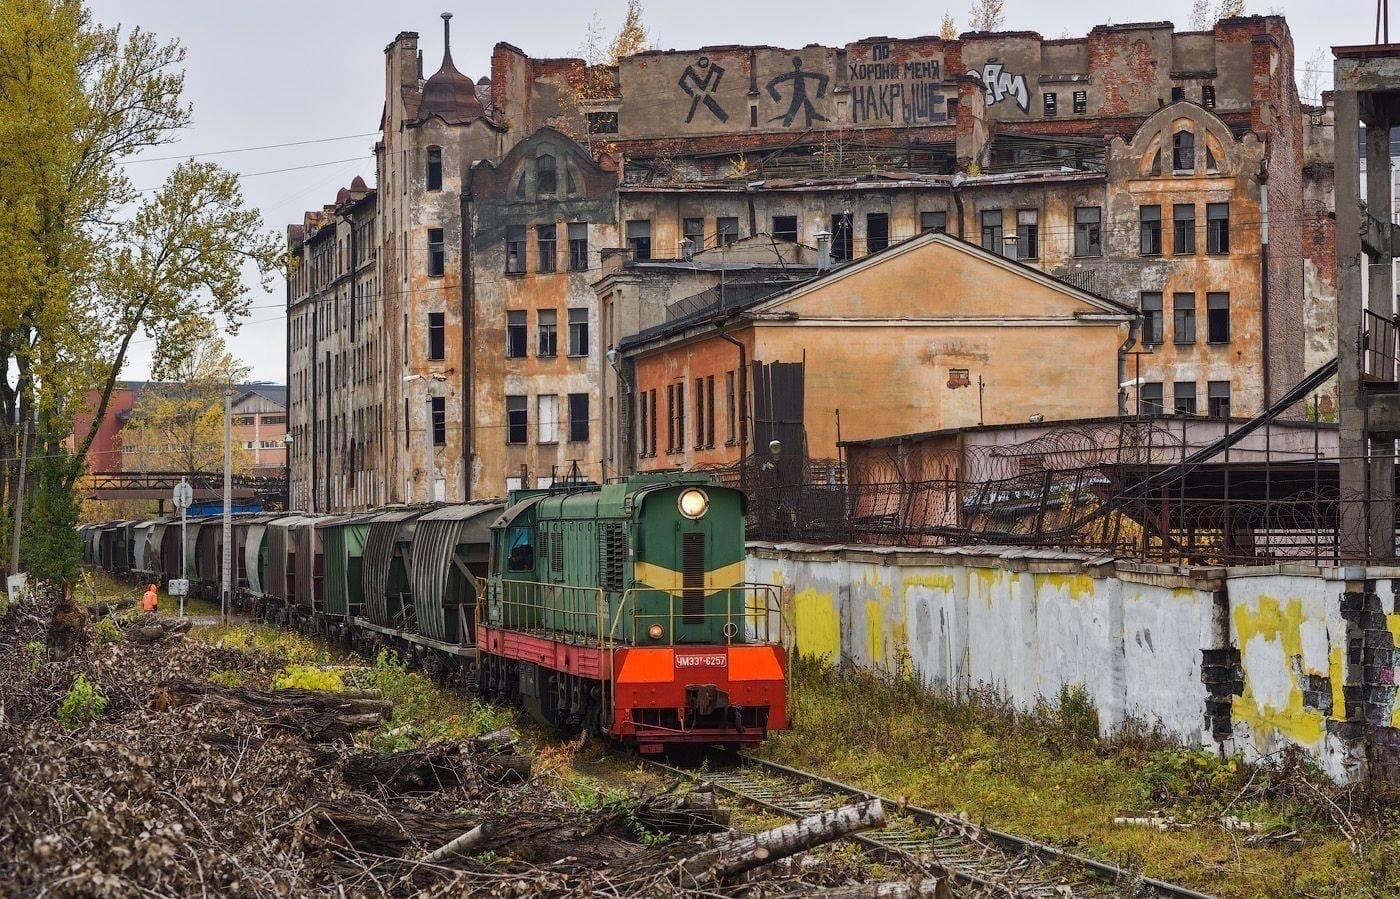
[0,585,932,897]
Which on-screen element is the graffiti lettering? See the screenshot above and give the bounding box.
[678,57,729,124]
[766,56,829,128]
[967,62,1029,113]
[849,46,946,125]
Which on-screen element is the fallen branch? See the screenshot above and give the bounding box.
[679,798,885,886]
[421,821,493,864]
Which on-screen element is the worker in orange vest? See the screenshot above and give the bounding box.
[142,584,159,614]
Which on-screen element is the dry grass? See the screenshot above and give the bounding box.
[757,656,1400,898]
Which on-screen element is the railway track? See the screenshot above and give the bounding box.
[641,753,1216,899]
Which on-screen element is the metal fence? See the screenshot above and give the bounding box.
[706,414,1400,567]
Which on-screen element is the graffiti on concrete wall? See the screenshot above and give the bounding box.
[767,57,830,127]
[969,61,1029,113]
[849,43,947,125]
[678,57,729,124]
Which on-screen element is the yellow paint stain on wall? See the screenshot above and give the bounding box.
[902,573,955,593]
[1037,572,1095,602]
[792,588,839,663]
[1389,614,1400,728]
[865,599,885,665]
[1330,645,1346,723]
[972,568,1000,606]
[1231,595,1325,746]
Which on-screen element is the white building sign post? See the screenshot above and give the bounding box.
[172,477,193,617]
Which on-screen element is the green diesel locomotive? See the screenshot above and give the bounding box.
[477,473,788,751]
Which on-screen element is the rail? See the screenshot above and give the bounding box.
[640,753,1217,899]
[483,579,785,649]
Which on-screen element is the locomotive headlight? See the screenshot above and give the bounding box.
[647,624,664,640]
[678,488,709,519]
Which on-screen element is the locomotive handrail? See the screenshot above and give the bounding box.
[612,583,786,647]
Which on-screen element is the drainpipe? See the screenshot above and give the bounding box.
[1118,316,1141,417]
[1259,171,1271,407]
[951,173,966,240]
[717,320,748,491]
[462,178,475,499]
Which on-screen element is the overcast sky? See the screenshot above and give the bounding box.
[90,0,1366,384]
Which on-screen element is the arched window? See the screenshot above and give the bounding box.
[426,146,443,191]
[1172,130,1195,172]
[515,173,527,200]
[1149,148,1162,176]
[537,154,557,195]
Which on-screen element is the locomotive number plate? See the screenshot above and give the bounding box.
[675,653,727,668]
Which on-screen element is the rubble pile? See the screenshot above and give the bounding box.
[0,588,905,897]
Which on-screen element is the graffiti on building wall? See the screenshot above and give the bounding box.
[678,57,729,124]
[968,61,1029,113]
[849,43,947,125]
[767,57,830,127]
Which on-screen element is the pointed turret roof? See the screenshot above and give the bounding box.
[416,12,485,125]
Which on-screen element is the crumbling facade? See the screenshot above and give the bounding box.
[288,14,1333,510]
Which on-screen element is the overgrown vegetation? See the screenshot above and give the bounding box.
[57,672,107,730]
[761,656,1400,898]
[272,663,344,692]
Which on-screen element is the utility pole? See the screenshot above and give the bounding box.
[173,476,192,617]
[222,389,233,624]
[9,415,30,579]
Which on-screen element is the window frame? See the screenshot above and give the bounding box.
[717,216,740,247]
[1015,209,1039,260]
[1139,205,1162,256]
[568,222,589,271]
[426,146,443,192]
[1208,380,1231,418]
[536,154,557,196]
[567,307,589,357]
[427,311,446,361]
[430,396,447,446]
[1173,381,1197,415]
[920,210,948,234]
[506,310,527,358]
[1140,382,1164,415]
[1206,203,1230,255]
[980,208,1004,254]
[537,394,559,444]
[683,217,705,252]
[536,308,558,358]
[1141,292,1164,346]
[1207,292,1231,344]
[772,215,799,242]
[505,395,528,445]
[1173,204,1196,255]
[427,227,446,277]
[626,219,652,260]
[866,212,890,253]
[1172,130,1195,172]
[1172,293,1196,346]
[536,223,558,273]
[505,225,526,274]
[1073,206,1102,258]
[568,393,589,443]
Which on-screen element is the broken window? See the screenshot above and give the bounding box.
[536,223,557,273]
[505,225,525,274]
[1207,292,1230,343]
[428,228,445,277]
[586,111,618,134]
[718,216,740,246]
[772,215,798,242]
[1173,130,1195,171]
[920,211,947,234]
[1173,381,1197,415]
[980,209,1003,254]
[1140,205,1162,255]
[506,395,527,444]
[506,310,527,358]
[830,213,853,261]
[568,222,589,271]
[1141,292,1163,345]
[536,309,557,358]
[683,217,705,253]
[567,307,588,357]
[426,146,443,191]
[1140,382,1164,415]
[1043,92,1057,116]
[1203,84,1216,109]
[1207,203,1230,254]
[1173,293,1196,345]
[1173,204,1196,254]
[1016,209,1038,260]
[427,311,445,361]
[1073,90,1087,114]
[626,220,651,260]
[536,155,557,195]
[1171,86,1185,103]
[1208,381,1231,418]
[537,394,558,444]
[431,396,447,446]
[866,213,889,253]
[568,393,589,442]
[1073,206,1102,257]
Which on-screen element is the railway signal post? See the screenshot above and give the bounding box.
[173,478,193,617]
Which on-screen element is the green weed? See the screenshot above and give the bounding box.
[57,673,107,730]
[272,663,344,692]
[92,616,122,644]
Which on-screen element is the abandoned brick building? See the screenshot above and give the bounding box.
[287,13,1335,510]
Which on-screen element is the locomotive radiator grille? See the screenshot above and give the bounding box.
[600,523,626,592]
[681,532,705,623]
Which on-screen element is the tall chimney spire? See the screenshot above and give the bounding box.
[441,12,454,67]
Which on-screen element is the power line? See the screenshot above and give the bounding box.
[133,155,372,192]
[125,132,379,165]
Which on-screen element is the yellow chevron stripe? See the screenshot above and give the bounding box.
[633,558,746,596]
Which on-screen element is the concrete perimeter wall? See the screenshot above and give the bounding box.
[748,543,1400,783]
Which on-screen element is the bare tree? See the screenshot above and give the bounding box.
[1192,0,1245,30]
[967,0,1005,31]
[1300,46,1330,106]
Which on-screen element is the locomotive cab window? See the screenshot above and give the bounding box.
[506,527,535,571]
